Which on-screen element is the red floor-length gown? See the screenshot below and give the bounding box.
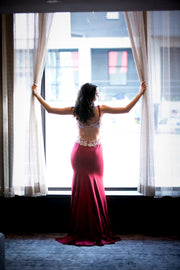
[56,106,120,246]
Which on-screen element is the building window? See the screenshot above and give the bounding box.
[13,11,180,194]
[108,50,128,85]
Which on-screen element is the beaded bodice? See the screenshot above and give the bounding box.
[76,137,101,147]
[77,105,101,129]
[77,119,101,129]
[76,105,101,147]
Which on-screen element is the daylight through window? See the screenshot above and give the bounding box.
[45,12,140,188]
[14,11,180,192]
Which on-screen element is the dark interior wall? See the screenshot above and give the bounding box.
[1,195,180,236]
[0,0,180,14]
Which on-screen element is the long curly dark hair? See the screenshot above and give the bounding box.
[73,83,97,124]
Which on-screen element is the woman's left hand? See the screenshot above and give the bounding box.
[139,81,146,95]
[32,83,38,96]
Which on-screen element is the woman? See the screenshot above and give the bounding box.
[32,81,146,246]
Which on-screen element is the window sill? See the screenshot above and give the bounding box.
[47,189,142,196]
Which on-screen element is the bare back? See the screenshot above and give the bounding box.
[77,106,101,141]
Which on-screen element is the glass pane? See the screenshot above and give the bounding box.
[151,11,180,189]
[45,12,140,188]
[108,51,128,85]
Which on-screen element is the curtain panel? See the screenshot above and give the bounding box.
[125,11,180,197]
[13,13,53,196]
[124,11,155,196]
[0,14,14,198]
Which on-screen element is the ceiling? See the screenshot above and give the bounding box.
[0,0,180,14]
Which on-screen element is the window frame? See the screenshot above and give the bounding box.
[41,55,140,194]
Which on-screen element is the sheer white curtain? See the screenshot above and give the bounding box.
[124,11,155,196]
[14,13,53,196]
[125,11,180,197]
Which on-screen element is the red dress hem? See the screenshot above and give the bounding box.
[56,235,121,246]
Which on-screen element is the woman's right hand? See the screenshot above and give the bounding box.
[139,81,146,95]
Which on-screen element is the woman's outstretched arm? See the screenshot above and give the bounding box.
[101,81,146,114]
[32,84,73,115]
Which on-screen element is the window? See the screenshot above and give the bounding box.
[14,11,180,193]
[108,50,128,85]
[45,12,140,189]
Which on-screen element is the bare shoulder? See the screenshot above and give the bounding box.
[99,104,126,114]
[100,105,109,109]
[49,106,74,115]
[99,105,113,114]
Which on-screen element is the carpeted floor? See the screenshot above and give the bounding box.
[5,234,180,270]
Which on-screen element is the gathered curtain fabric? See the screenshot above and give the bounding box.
[0,14,14,198]
[124,11,155,196]
[13,13,53,196]
[26,13,54,196]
